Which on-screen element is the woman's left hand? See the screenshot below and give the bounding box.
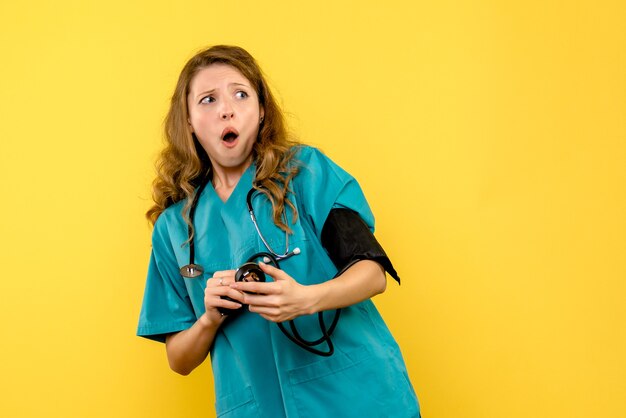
[229,262,319,322]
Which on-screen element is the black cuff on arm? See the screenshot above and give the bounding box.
[321,208,400,284]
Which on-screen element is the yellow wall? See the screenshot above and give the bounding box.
[1,1,624,417]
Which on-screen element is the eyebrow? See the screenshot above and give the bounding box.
[194,88,216,100]
[193,83,252,100]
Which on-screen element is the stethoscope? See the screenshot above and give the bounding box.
[245,187,301,263]
[178,173,339,356]
[179,174,300,279]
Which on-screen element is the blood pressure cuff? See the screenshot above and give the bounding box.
[321,208,400,284]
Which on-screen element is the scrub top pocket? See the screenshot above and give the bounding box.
[215,386,260,418]
[287,346,420,418]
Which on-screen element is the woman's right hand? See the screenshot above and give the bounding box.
[203,270,244,324]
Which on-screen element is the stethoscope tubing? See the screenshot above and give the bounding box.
[180,180,298,277]
[249,252,340,356]
[179,172,212,278]
[246,188,298,261]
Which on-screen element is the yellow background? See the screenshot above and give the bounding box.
[1,1,624,417]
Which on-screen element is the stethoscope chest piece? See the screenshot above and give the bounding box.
[180,264,204,278]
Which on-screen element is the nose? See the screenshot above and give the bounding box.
[219,100,234,120]
[220,110,234,120]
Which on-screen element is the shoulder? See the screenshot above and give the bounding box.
[291,144,327,164]
[153,200,186,241]
[291,145,351,179]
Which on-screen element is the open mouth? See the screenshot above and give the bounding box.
[221,127,239,143]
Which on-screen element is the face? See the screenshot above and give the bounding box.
[187,64,264,177]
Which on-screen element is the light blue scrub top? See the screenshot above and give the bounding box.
[137,146,420,418]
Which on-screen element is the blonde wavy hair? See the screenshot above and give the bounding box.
[146,45,300,235]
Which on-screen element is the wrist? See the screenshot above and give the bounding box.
[198,312,221,330]
[307,283,327,315]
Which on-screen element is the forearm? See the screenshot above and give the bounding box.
[309,259,387,313]
[165,314,222,375]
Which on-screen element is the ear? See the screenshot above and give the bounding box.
[259,107,265,122]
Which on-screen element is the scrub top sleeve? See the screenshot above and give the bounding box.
[137,217,197,343]
[294,146,375,239]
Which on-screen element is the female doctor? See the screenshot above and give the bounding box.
[137,45,420,417]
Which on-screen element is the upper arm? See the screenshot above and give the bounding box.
[137,216,197,343]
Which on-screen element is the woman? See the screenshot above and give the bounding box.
[137,45,420,417]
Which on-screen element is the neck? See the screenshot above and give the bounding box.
[211,158,253,201]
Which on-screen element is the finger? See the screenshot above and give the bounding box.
[212,298,243,311]
[230,281,280,295]
[251,308,293,323]
[213,269,237,278]
[208,275,236,287]
[242,293,279,307]
[224,289,246,303]
[248,304,281,317]
[258,262,289,280]
[206,286,246,302]
[259,262,297,284]
[205,291,244,310]
[211,270,237,285]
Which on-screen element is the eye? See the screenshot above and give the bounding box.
[199,96,215,104]
[235,91,248,99]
